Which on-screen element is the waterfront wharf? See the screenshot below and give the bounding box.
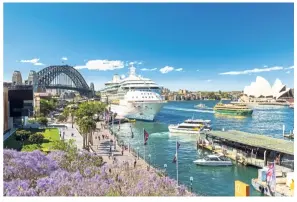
[198,130,294,173]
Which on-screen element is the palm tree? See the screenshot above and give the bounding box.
[77,116,96,150]
[75,101,107,150]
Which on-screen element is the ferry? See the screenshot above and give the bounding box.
[100,65,166,121]
[168,119,212,134]
[193,154,233,166]
[289,103,294,109]
[213,102,253,116]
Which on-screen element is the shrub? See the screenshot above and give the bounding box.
[29,132,44,144]
[28,119,37,124]
[15,130,31,141]
[37,117,48,126]
[22,144,41,152]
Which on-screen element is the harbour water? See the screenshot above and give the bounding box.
[113,100,294,196]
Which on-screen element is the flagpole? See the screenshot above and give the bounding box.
[144,128,146,162]
[176,136,178,187]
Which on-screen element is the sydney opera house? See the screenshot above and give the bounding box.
[239,76,294,104]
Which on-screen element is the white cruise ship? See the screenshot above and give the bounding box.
[100,65,166,121]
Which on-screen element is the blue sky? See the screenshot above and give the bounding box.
[3,3,294,91]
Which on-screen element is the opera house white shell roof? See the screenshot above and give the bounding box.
[243,76,293,99]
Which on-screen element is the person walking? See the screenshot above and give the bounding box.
[121,150,124,156]
[134,159,137,168]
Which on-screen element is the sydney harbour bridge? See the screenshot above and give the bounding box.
[27,65,93,97]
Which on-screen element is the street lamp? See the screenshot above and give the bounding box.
[137,147,139,160]
[190,176,193,192]
[164,164,167,182]
[148,154,151,168]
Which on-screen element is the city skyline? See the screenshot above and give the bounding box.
[4,3,294,91]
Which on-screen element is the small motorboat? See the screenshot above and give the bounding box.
[195,103,206,109]
[193,154,233,166]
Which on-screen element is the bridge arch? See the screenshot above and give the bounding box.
[36,65,91,95]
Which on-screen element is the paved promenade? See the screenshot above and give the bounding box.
[56,119,157,171]
[90,122,151,170]
[57,123,83,150]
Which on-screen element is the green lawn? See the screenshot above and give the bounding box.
[40,128,60,151]
[3,128,60,152]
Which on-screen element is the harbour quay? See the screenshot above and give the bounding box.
[198,130,293,170]
[197,130,294,196]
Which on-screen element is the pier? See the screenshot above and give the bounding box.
[198,130,294,172]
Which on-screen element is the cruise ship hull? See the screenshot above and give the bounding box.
[110,101,165,121]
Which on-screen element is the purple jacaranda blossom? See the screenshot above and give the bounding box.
[3,149,194,196]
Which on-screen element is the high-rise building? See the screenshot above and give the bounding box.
[27,70,37,85]
[90,82,95,97]
[12,71,23,85]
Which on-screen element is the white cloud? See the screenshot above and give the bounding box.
[160,66,174,74]
[219,66,283,75]
[286,71,291,74]
[20,58,39,64]
[61,57,68,61]
[19,58,45,66]
[285,66,294,70]
[74,59,125,71]
[206,79,212,82]
[196,69,200,72]
[175,68,183,72]
[141,68,157,71]
[34,62,44,66]
[129,61,143,66]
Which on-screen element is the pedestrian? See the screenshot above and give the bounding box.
[121,150,124,156]
[109,168,112,173]
[110,146,112,153]
[98,136,101,141]
[134,159,137,168]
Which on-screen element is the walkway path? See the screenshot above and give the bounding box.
[57,119,159,171]
[90,122,152,170]
[57,123,83,150]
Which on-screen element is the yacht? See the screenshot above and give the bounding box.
[193,154,233,166]
[100,65,166,121]
[168,119,212,134]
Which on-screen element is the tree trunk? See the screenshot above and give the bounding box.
[82,134,85,149]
